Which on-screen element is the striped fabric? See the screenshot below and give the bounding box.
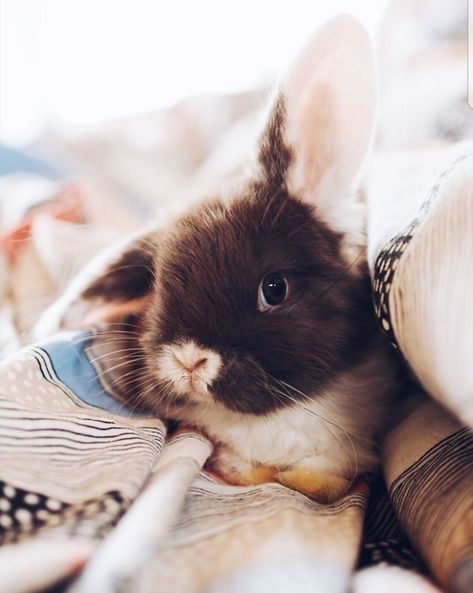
[0,340,165,546]
[389,427,473,592]
[0,322,470,592]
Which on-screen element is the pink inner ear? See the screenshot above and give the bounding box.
[293,79,338,199]
[279,15,376,221]
[83,296,151,326]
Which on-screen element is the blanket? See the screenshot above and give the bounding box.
[1,2,471,592]
[1,150,471,593]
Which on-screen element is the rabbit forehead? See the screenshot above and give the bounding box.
[147,186,348,350]
[162,187,342,291]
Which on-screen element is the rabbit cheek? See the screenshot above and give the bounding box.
[211,357,280,415]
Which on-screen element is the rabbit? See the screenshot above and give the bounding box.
[35,16,401,503]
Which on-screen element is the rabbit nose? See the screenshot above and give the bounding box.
[171,345,208,373]
[179,355,208,373]
[161,341,222,394]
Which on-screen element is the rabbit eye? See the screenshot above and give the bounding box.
[258,272,288,311]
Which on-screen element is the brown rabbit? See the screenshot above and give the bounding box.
[35,16,400,503]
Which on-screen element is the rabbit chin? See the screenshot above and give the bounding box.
[162,336,397,485]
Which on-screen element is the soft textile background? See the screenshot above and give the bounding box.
[0,1,471,592]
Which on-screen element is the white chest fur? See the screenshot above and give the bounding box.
[170,345,395,479]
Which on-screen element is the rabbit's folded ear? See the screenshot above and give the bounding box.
[34,229,159,337]
[78,234,157,325]
[81,236,156,304]
[258,15,377,249]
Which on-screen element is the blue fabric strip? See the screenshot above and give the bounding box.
[40,332,133,416]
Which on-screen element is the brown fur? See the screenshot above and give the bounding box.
[78,97,382,417]
[33,17,406,501]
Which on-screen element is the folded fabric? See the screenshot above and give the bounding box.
[366,141,473,592]
[1,328,451,593]
[368,143,473,427]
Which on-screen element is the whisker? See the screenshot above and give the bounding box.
[125,378,170,416]
[314,249,365,303]
[87,347,145,364]
[272,378,359,486]
[88,359,138,382]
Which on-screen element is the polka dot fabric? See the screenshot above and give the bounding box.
[0,350,83,413]
[0,480,127,545]
[371,154,468,349]
[361,539,425,572]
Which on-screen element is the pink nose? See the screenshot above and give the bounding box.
[184,357,208,373]
[172,348,208,373]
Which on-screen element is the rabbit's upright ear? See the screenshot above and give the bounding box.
[34,228,159,337]
[258,16,377,250]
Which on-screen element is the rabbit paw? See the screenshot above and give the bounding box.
[208,447,277,486]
